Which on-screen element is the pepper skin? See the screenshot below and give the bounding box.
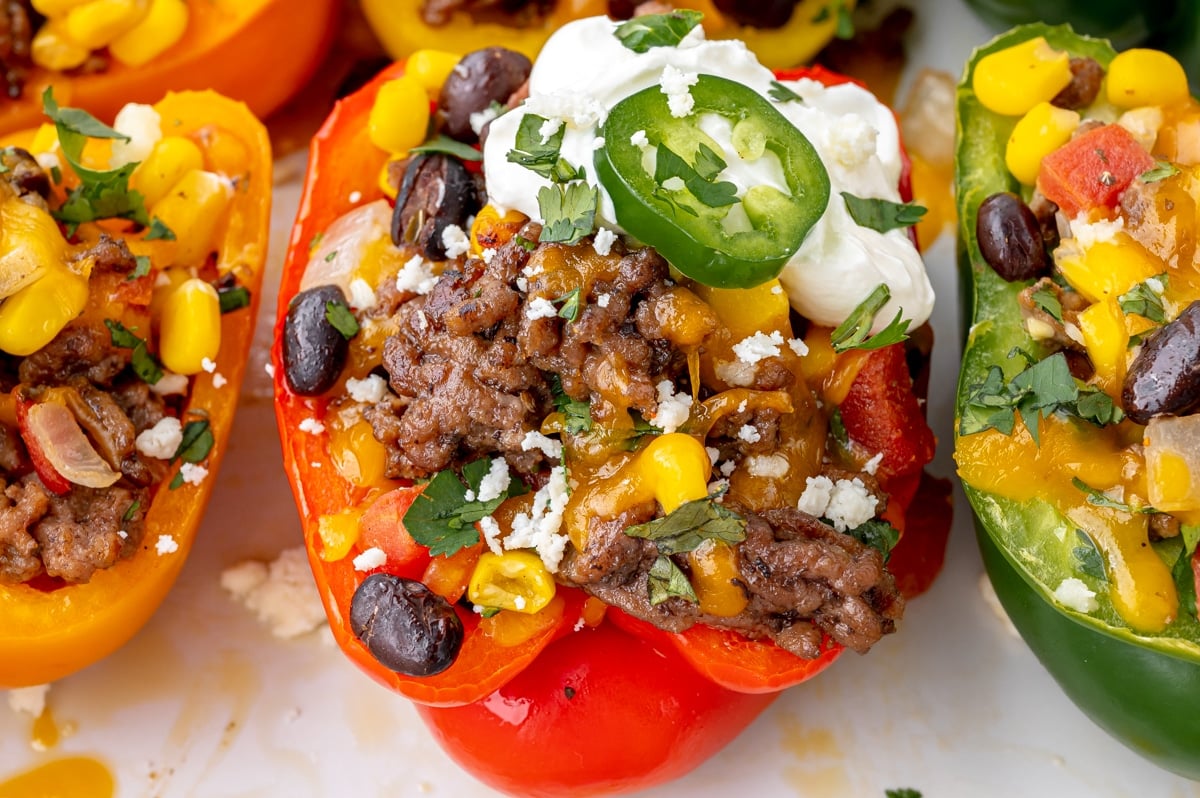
[274,56,947,795]
[0,90,271,688]
[0,0,339,135]
[954,24,1200,780]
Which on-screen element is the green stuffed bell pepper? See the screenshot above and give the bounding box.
[954,24,1200,779]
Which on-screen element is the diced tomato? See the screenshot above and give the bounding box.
[358,485,432,580]
[1036,124,1155,217]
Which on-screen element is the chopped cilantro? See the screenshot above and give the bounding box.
[555,286,584,323]
[173,420,214,464]
[647,554,698,605]
[830,283,910,353]
[845,519,900,562]
[507,114,583,183]
[324,299,360,340]
[218,285,251,313]
[768,81,804,104]
[828,408,848,445]
[842,192,926,234]
[402,460,528,557]
[654,142,738,208]
[1118,276,1167,324]
[1030,285,1063,322]
[145,217,176,241]
[104,319,163,385]
[1072,529,1107,581]
[1140,161,1180,183]
[625,493,747,555]
[550,374,593,434]
[1071,477,1156,515]
[131,255,151,280]
[410,134,483,162]
[538,182,598,245]
[121,500,141,523]
[884,790,922,798]
[613,10,703,53]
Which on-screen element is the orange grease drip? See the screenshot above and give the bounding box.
[0,757,113,798]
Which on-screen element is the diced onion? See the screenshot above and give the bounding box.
[299,199,392,296]
[24,401,121,489]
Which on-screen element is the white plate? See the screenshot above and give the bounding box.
[3,3,1199,796]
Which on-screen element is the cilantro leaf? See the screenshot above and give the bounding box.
[613,10,703,53]
[768,81,804,103]
[1140,161,1180,183]
[402,461,527,557]
[1071,477,1156,515]
[411,134,483,162]
[555,286,583,323]
[145,217,176,241]
[104,319,163,385]
[549,374,593,434]
[654,142,738,209]
[625,494,747,555]
[885,790,922,798]
[325,299,360,339]
[834,0,855,38]
[648,554,698,605]
[1169,526,1199,619]
[218,285,251,313]
[122,499,141,523]
[828,408,848,446]
[842,192,926,234]
[1030,285,1063,322]
[131,255,151,280]
[845,519,900,562]
[829,283,911,353]
[1118,275,1167,324]
[1072,529,1107,581]
[173,420,214,464]
[538,182,598,245]
[507,114,583,183]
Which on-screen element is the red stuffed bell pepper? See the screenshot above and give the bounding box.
[274,12,948,796]
[0,0,338,135]
[0,88,271,687]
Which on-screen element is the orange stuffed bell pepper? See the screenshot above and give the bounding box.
[275,12,948,796]
[0,87,270,687]
[361,0,853,66]
[0,0,338,135]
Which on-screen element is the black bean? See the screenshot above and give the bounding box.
[1052,57,1105,111]
[391,153,482,260]
[282,284,350,396]
[976,192,1050,282]
[1123,301,1200,425]
[438,47,531,143]
[349,573,464,677]
[712,0,800,28]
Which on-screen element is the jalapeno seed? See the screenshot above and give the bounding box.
[976,192,1050,282]
[282,284,351,396]
[350,573,464,677]
[1123,301,1200,425]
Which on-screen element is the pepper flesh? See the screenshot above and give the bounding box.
[0,90,271,688]
[0,0,338,135]
[954,24,1200,779]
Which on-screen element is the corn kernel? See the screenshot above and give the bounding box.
[29,124,60,157]
[159,277,220,375]
[1057,234,1165,303]
[317,509,362,562]
[1005,101,1080,185]
[635,432,710,514]
[0,198,69,300]
[329,418,388,487]
[470,204,527,254]
[406,49,462,96]
[109,102,161,169]
[1107,49,1189,110]
[1078,297,1128,395]
[150,169,231,267]
[109,0,187,67]
[368,76,430,154]
[0,266,89,356]
[973,37,1073,117]
[132,136,204,208]
[467,550,556,614]
[191,125,250,177]
[688,540,749,617]
[149,264,188,324]
[64,0,148,50]
[30,20,90,71]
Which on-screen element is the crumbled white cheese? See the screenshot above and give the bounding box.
[516,276,529,292]
[630,129,649,147]
[798,475,878,532]
[348,277,377,310]
[201,357,217,374]
[1063,321,1085,346]
[481,247,497,264]
[746,454,789,478]
[470,105,500,136]
[596,293,611,308]
[8,684,49,718]
[737,424,761,444]
[660,65,699,118]
[479,515,504,556]
[441,224,471,259]
[1145,276,1165,295]
[476,458,512,503]
[1069,215,1124,250]
[1054,577,1099,613]
[135,416,183,460]
[35,152,61,175]
[863,452,884,475]
[823,112,878,170]
[733,330,785,365]
[155,534,179,555]
[110,103,161,168]
[719,459,737,477]
[787,338,809,357]
[522,261,545,278]
[649,379,692,433]
[179,463,209,486]
[504,465,571,572]
[593,227,616,256]
[705,446,720,466]
[396,255,439,295]
[526,296,559,320]
[118,529,128,540]
[352,547,387,572]
[298,417,325,435]
[521,430,563,460]
[707,478,730,494]
[525,90,607,129]
[798,476,835,516]
[264,363,276,379]
[212,373,227,389]
[151,372,189,396]
[348,190,363,204]
[537,116,563,143]
[346,374,388,404]
[221,546,327,639]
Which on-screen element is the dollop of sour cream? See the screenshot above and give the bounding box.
[482,16,933,331]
